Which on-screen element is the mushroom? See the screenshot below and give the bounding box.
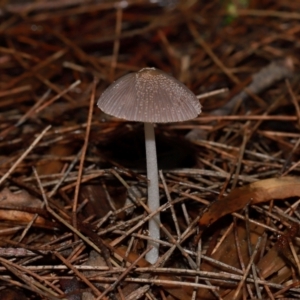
[97,67,201,263]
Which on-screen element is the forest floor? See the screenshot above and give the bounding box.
[1,0,300,299]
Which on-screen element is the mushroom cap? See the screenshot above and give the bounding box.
[97,67,201,123]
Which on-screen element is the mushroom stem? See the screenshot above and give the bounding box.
[144,122,160,264]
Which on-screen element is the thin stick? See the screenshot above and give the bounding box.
[159,170,180,237]
[95,247,151,300]
[244,206,261,299]
[233,237,262,299]
[231,126,248,189]
[0,84,31,98]
[48,149,82,198]
[16,89,51,126]
[191,238,202,300]
[35,80,81,113]
[197,115,297,121]
[188,22,240,85]
[0,125,51,186]
[109,7,122,81]
[237,8,300,20]
[72,81,96,229]
[196,87,228,99]
[54,251,102,298]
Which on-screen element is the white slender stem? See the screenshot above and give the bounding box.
[144,122,160,264]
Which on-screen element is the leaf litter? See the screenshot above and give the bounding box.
[1,0,300,299]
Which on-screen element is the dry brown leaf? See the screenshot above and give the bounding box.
[0,288,28,300]
[257,224,300,283]
[81,250,107,300]
[257,246,287,280]
[36,143,74,175]
[80,183,127,219]
[199,177,300,228]
[0,187,45,225]
[197,223,264,300]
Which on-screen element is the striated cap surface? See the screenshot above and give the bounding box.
[97,67,201,123]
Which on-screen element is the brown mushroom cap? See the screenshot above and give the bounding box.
[97,68,201,123]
